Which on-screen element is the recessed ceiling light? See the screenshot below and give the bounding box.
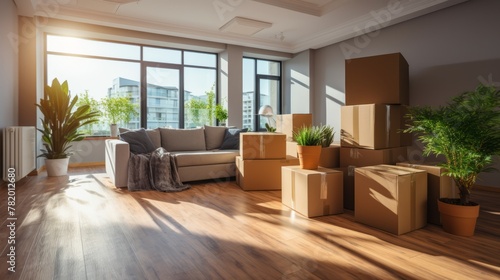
[219,17,273,36]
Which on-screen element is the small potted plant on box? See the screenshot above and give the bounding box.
[36,78,100,176]
[293,125,323,169]
[404,83,500,236]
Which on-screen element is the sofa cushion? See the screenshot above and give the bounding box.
[160,127,206,151]
[220,128,248,150]
[204,125,227,150]
[119,128,157,154]
[120,127,161,149]
[172,150,239,167]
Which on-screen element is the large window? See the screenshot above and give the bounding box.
[46,35,217,135]
[242,58,281,131]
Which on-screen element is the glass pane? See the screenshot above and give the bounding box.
[184,51,216,68]
[47,35,140,60]
[258,78,279,131]
[47,54,140,136]
[242,58,255,130]
[146,67,180,129]
[257,60,280,76]
[184,67,217,128]
[143,47,181,64]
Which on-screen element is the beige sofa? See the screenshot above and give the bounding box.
[105,126,241,187]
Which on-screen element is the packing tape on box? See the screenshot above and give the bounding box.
[353,106,359,145]
[291,170,296,208]
[320,173,327,200]
[386,105,391,148]
[259,135,265,158]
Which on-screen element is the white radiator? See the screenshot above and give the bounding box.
[3,126,36,182]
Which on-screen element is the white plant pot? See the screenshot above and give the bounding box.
[110,124,119,137]
[45,157,70,177]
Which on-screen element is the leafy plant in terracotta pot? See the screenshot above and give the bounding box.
[36,78,100,176]
[404,84,500,236]
[293,125,323,169]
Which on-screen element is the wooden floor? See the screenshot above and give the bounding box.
[0,167,499,280]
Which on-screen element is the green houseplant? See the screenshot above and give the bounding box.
[404,83,500,236]
[319,125,335,148]
[293,125,323,169]
[215,104,228,126]
[101,95,138,137]
[36,78,100,176]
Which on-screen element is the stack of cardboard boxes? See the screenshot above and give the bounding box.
[340,53,412,211]
[236,132,299,190]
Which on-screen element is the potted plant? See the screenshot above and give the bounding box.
[293,125,323,169]
[101,95,138,137]
[36,78,100,176]
[215,103,228,126]
[404,84,500,236]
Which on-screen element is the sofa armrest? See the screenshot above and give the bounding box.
[105,139,130,188]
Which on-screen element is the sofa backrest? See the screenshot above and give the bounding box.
[159,127,207,151]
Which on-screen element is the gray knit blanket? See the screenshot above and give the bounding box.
[127,147,190,192]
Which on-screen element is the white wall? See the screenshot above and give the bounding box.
[309,0,500,187]
[0,0,19,172]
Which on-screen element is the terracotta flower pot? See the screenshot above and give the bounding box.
[296,145,322,170]
[437,198,480,237]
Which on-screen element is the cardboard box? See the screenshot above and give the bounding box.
[341,104,401,149]
[319,144,340,168]
[240,132,286,159]
[340,147,408,168]
[355,165,427,235]
[345,53,409,105]
[282,166,343,217]
[286,141,298,158]
[397,162,459,225]
[275,114,312,141]
[400,105,413,147]
[236,156,299,191]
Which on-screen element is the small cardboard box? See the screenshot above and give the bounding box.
[319,144,340,168]
[236,156,299,191]
[397,162,458,225]
[339,147,408,168]
[345,53,409,105]
[341,104,401,149]
[240,132,286,160]
[282,166,343,217]
[275,114,313,141]
[286,141,299,158]
[355,165,427,235]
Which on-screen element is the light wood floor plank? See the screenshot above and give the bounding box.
[0,167,499,279]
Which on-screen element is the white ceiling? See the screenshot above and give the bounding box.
[14,0,467,53]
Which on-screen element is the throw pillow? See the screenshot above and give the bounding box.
[120,128,157,154]
[204,125,227,150]
[120,127,161,148]
[220,128,248,150]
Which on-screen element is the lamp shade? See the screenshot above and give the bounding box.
[258,105,274,116]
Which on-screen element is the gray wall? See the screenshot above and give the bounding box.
[1,0,19,173]
[305,0,500,187]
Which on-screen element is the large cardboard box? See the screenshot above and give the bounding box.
[341,104,401,149]
[319,144,340,168]
[236,156,299,191]
[275,114,312,141]
[340,147,407,168]
[397,162,459,225]
[345,53,409,105]
[282,166,343,217]
[355,165,427,235]
[400,105,413,147]
[240,132,286,159]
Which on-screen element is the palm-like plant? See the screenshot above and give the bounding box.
[293,126,323,146]
[404,84,500,205]
[36,78,100,159]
